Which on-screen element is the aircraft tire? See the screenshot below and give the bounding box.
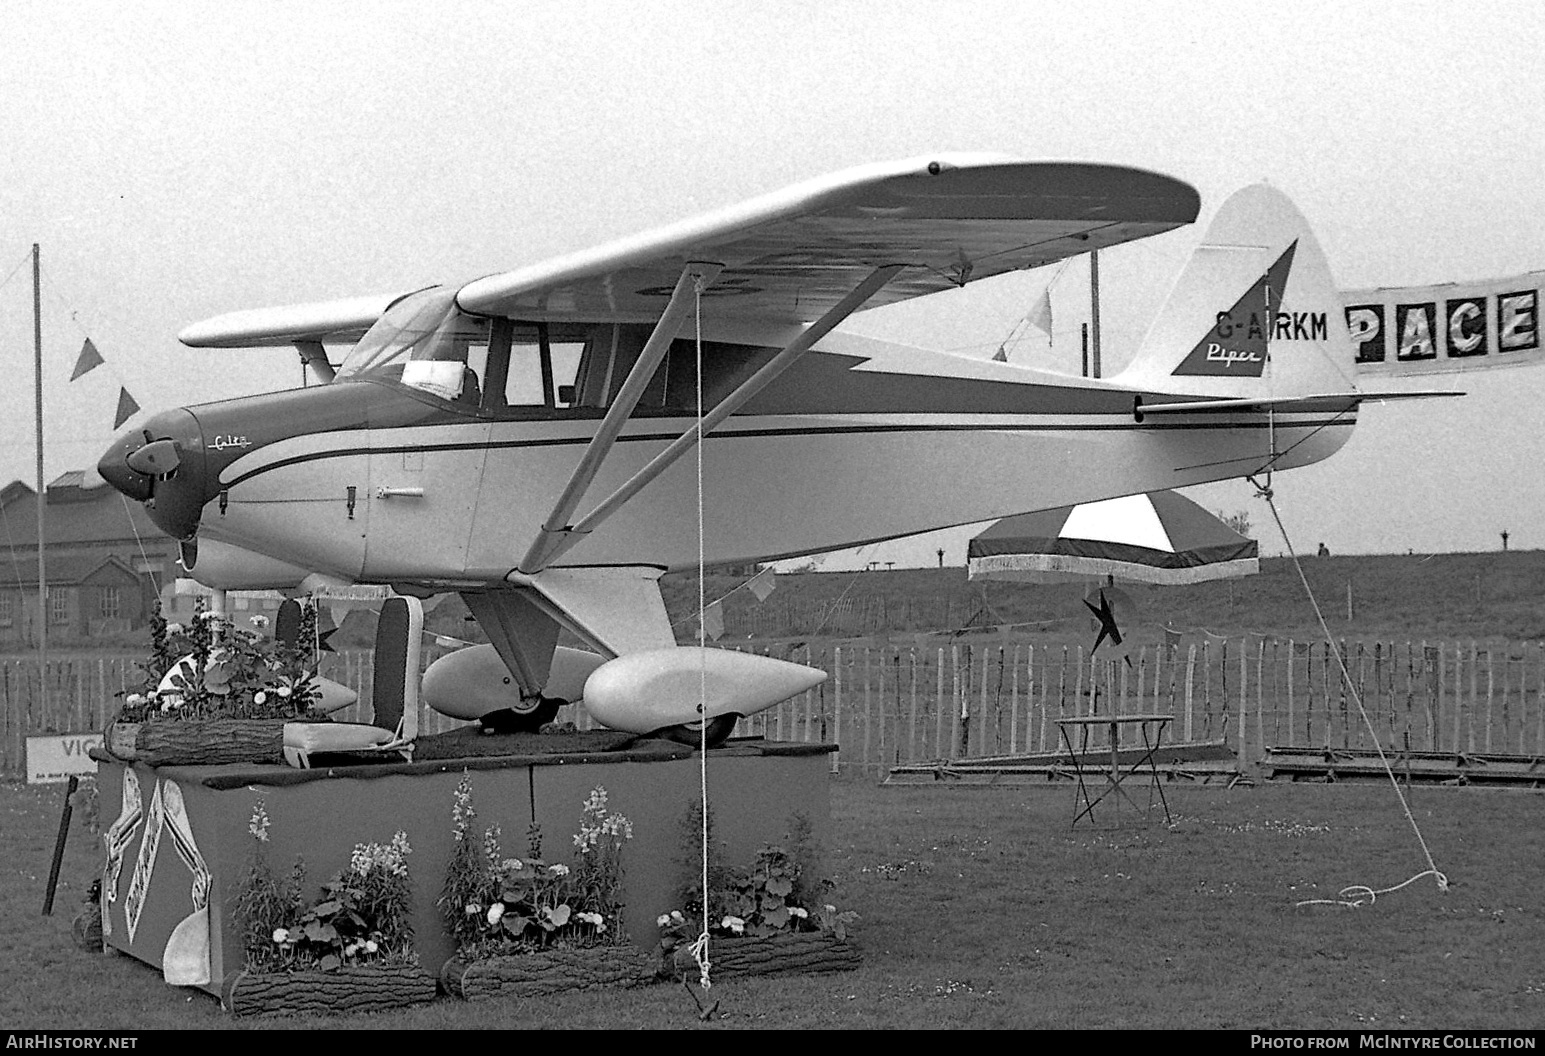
[477,696,564,735]
[653,714,739,750]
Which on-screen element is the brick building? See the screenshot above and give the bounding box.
[0,472,178,648]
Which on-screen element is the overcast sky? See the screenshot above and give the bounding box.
[2,0,1542,569]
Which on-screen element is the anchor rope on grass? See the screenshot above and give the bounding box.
[1248,472,1450,908]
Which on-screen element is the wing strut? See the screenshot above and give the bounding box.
[294,341,335,383]
[522,263,905,573]
[521,262,724,573]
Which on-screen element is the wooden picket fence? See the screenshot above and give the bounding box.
[6,637,1545,782]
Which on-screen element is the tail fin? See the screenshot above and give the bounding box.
[1112,184,1357,398]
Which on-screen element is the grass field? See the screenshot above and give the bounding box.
[3,773,1541,1030]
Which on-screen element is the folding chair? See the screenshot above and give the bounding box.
[282,596,421,768]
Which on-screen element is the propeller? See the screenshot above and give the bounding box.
[126,438,181,476]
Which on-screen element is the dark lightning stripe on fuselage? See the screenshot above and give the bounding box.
[220,415,1354,491]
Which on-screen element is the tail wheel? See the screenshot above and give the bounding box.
[653,713,739,750]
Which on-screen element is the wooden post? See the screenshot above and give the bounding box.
[935,647,945,760]
[1009,644,1020,754]
[949,645,962,760]
[1183,644,1196,742]
[861,647,872,775]
[1485,647,1495,754]
[1255,637,1265,760]
[1057,645,1068,745]
[1285,640,1295,747]
[1231,638,1244,762]
[907,647,919,763]
[1437,641,1447,753]
[1467,641,1477,754]
[831,645,843,773]
[1039,645,1051,753]
[978,646,990,757]
[1202,639,1212,738]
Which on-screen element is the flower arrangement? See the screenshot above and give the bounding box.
[115,599,323,723]
[234,796,417,973]
[439,776,633,958]
[658,806,857,962]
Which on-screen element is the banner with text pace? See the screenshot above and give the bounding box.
[1344,272,1542,376]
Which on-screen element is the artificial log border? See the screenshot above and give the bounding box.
[440,946,659,1000]
[222,964,437,1017]
[662,931,861,981]
[106,718,293,767]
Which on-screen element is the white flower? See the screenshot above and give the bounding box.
[501,858,523,872]
[275,685,291,698]
[548,863,570,877]
[464,903,480,917]
[487,903,505,925]
[165,623,184,634]
[249,614,270,628]
[125,693,145,707]
[253,691,267,706]
[789,906,808,919]
[272,928,289,944]
[656,913,674,928]
[721,915,745,935]
[197,611,222,622]
[364,940,378,953]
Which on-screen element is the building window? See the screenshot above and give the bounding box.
[99,586,121,620]
[48,587,70,625]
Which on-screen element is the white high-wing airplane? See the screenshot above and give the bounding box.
[98,155,1448,744]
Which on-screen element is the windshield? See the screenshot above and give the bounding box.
[336,287,490,403]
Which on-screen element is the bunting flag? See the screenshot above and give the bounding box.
[702,600,725,641]
[747,567,777,602]
[114,388,141,428]
[991,346,1009,362]
[1029,288,1053,339]
[316,626,337,654]
[70,338,104,381]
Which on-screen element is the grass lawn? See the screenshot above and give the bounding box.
[2,774,1541,1030]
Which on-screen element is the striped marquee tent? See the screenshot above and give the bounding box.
[967,490,1258,586]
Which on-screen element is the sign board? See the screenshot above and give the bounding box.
[27,733,103,784]
[1344,272,1542,377]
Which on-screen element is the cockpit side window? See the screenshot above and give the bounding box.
[339,295,774,420]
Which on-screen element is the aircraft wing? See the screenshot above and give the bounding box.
[180,155,1199,347]
[456,154,1200,323]
[178,292,409,349]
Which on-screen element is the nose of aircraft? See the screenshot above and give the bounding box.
[98,408,208,540]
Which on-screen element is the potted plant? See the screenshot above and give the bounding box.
[222,797,436,1016]
[105,601,327,767]
[437,777,656,999]
[656,806,860,982]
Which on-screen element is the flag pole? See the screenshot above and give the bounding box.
[33,243,47,712]
[1089,249,1102,379]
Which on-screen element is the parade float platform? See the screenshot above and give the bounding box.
[90,730,836,997]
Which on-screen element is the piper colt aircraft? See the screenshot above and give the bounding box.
[98,155,1447,744]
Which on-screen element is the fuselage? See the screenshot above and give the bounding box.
[100,327,1354,588]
